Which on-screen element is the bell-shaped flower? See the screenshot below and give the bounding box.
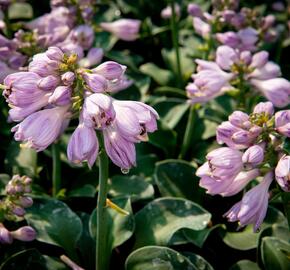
[12,106,70,151]
[82,93,115,129]
[100,19,141,41]
[112,100,159,142]
[197,147,243,181]
[251,78,290,108]
[103,125,136,170]
[67,123,99,168]
[199,169,260,196]
[224,171,273,232]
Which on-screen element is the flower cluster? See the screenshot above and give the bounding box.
[0,175,33,220]
[0,34,27,81]
[0,175,36,245]
[186,45,290,107]
[188,0,277,50]
[3,46,158,170]
[197,102,290,231]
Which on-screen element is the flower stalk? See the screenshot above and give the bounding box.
[179,105,196,159]
[169,0,182,88]
[96,132,109,270]
[52,143,61,197]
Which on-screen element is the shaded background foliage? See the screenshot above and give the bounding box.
[0,0,290,269]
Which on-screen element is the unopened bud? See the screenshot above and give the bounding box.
[11,226,36,242]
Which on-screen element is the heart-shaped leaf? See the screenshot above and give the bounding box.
[125,246,196,270]
[134,197,211,248]
[25,198,82,259]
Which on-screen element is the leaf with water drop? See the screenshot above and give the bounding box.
[125,246,196,270]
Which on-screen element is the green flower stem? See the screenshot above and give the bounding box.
[3,9,12,39]
[179,105,196,159]
[169,0,182,88]
[282,192,290,230]
[96,132,109,270]
[52,143,61,197]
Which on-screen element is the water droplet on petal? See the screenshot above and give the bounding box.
[121,168,129,174]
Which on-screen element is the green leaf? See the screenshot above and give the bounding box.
[153,100,189,129]
[260,237,290,270]
[183,224,222,248]
[134,197,211,248]
[5,142,38,178]
[161,48,195,82]
[89,198,135,269]
[0,174,10,195]
[67,184,96,198]
[25,198,83,259]
[106,50,143,71]
[0,249,46,270]
[108,175,154,202]
[8,3,33,19]
[182,252,214,270]
[154,160,203,203]
[221,207,287,250]
[154,86,187,98]
[75,213,95,270]
[282,192,290,230]
[148,121,177,157]
[131,154,158,178]
[125,246,196,270]
[229,260,261,270]
[42,256,68,270]
[140,63,174,86]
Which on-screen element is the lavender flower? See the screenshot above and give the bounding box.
[186,59,234,104]
[67,123,99,167]
[196,147,243,181]
[224,171,273,231]
[100,19,141,41]
[0,224,13,244]
[275,156,290,192]
[10,226,36,242]
[3,46,158,171]
[161,4,181,19]
[12,106,70,151]
[187,45,290,107]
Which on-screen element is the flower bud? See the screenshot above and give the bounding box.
[17,196,33,208]
[46,46,64,61]
[240,51,252,65]
[82,73,108,93]
[275,155,290,192]
[48,86,71,106]
[92,61,126,80]
[10,226,36,242]
[229,111,249,127]
[12,206,25,217]
[0,225,13,244]
[79,47,104,68]
[187,3,203,17]
[61,71,75,86]
[250,51,269,69]
[253,101,274,116]
[37,75,60,91]
[242,145,264,167]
